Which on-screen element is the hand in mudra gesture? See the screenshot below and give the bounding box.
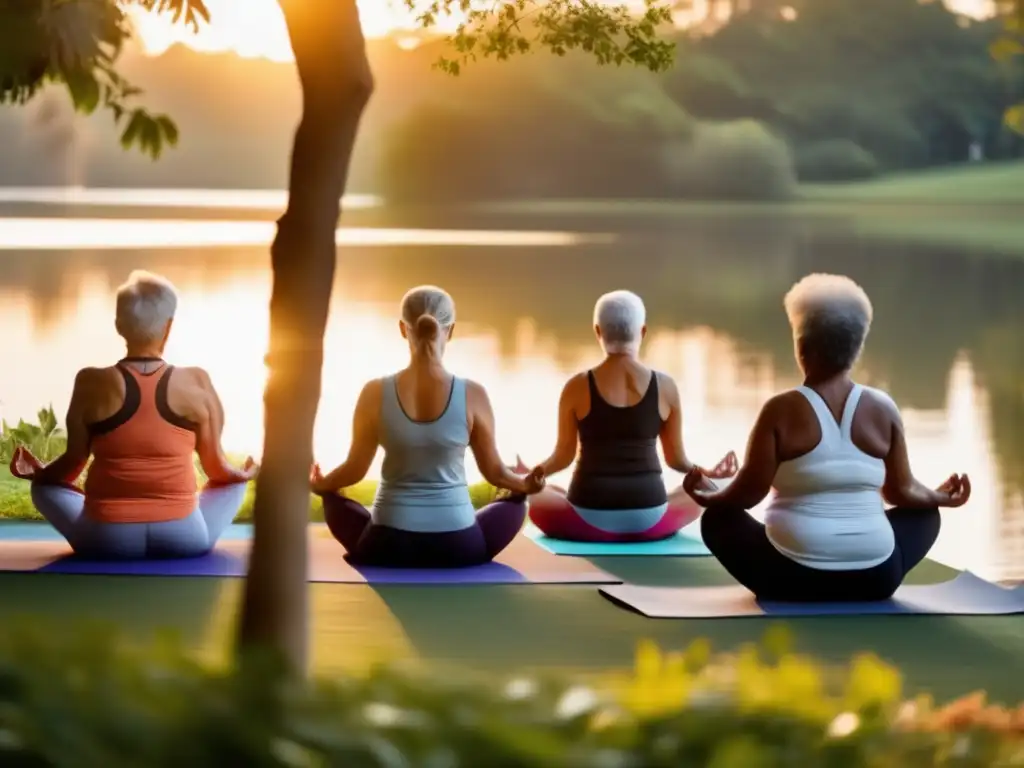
[9,446,43,480]
[700,451,738,480]
[936,473,971,508]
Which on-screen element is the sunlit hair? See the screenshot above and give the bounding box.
[594,290,646,355]
[114,270,178,345]
[400,285,456,353]
[784,273,873,374]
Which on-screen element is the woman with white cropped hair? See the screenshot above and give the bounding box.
[10,270,256,559]
[311,285,543,567]
[527,290,737,542]
[684,273,970,602]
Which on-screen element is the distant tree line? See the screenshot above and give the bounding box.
[379,0,1023,200]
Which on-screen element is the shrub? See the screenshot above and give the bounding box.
[0,627,1019,766]
[661,120,798,201]
[0,406,66,464]
[796,139,881,182]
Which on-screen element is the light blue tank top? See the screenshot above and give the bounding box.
[371,374,477,533]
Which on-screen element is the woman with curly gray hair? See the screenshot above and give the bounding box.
[684,273,970,602]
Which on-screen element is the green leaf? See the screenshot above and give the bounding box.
[156,115,179,147]
[37,406,57,437]
[64,70,101,114]
[119,109,147,151]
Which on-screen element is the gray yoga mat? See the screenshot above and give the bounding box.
[600,572,1024,618]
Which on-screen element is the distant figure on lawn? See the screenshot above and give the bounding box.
[526,289,737,543]
[685,273,969,602]
[311,285,543,568]
[10,270,256,559]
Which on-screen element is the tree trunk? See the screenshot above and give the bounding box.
[235,0,373,674]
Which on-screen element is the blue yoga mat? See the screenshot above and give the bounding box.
[0,525,619,585]
[524,523,710,557]
[600,572,1024,618]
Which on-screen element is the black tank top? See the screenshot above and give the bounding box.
[567,371,667,510]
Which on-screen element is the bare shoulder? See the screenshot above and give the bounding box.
[654,370,679,398]
[358,377,384,404]
[561,371,587,398]
[173,365,215,390]
[860,386,901,423]
[72,366,112,394]
[464,378,491,407]
[761,390,803,423]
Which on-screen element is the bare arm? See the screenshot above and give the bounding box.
[688,397,782,509]
[658,374,696,474]
[32,370,94,486]
[880,399,945,509]
[315,380,381,493]
[468,381,532,494]
[192,369,248,485]
[537,375,582,477]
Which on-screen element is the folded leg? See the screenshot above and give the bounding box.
[887,506,941,576]
[476,499,527,559]
[143,510,213,558]
[197,481,250,544]
[321,493,372,553]
[700,505,812,600]
[30,483,85,544]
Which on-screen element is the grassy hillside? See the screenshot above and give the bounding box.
[802,161,1024,205]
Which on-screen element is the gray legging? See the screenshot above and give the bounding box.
[31,482,248,559]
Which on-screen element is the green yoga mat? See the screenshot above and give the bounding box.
[524,524,710,557]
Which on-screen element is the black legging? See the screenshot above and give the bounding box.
[700,505,942,602]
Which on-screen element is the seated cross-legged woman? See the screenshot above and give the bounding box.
[9,270,257,559]
[684,273,970,602]
[527,290,736,543]
[311,285,544,568]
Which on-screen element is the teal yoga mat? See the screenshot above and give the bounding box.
[524,523,710,557]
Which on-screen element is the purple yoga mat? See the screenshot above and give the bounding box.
[0,527,619,585]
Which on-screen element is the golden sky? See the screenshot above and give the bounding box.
[131,0,992,62]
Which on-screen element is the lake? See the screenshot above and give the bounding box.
[1,190,1022,583]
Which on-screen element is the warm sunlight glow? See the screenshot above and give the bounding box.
[130,0,465,61]
[130,0,995,62]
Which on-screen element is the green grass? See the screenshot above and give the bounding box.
[800,160,1024,205]
[0,553,1020,704]
[0,466,499,521]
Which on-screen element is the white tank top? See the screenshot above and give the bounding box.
[764,384,895,571]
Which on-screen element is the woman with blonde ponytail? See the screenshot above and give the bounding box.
[311,285,544,567]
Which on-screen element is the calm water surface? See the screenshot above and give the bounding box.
[1,200,1022,583]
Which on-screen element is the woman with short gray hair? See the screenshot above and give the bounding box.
[527,290,736,542]
[10,270,256,559]
[684,273,970,602]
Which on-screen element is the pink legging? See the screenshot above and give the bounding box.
[528,491,701,543]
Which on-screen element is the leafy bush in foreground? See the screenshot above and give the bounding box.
[0,627,1019,766]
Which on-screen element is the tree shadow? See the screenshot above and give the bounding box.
[352,553,1024,703]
